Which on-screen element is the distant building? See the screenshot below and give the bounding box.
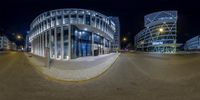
[109,17,120,51]
[0,36,16,51]
[0,36,9,50]
[135,11,178,53]
[184,36,200,51]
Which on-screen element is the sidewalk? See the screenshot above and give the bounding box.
[25,53,120,81]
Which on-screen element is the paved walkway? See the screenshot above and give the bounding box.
[25,53,120,81]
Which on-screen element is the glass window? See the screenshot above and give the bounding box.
[52,17,56,26]
[57,16,62,25]
[86,15,90,25]
[64,15,69,24]
[71,25,92,58]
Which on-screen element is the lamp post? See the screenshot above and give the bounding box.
[123,37,127,50]
[16,34,23,51]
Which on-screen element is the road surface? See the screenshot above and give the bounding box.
[1,51,200,100]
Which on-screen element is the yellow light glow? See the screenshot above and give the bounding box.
[159,28,164,32]
[17,35,21,39]
[123,37,127,41]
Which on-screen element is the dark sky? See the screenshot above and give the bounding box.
[0,0,200,46]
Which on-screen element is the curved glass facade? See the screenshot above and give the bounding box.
[29,9,115,60]
[135,11,178,53]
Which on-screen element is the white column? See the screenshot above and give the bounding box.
[61,26,64,60]
[92,33,94,56]
[109,41,111,53]
[49,30,52,58]
[68,25,71,59]
[83,13,86,24]
[103,38,105,54]
[37,36,39,55]
[42,33,45,57]
[31,41,33,53]
[45,31,47,47]
[62,13,65,24]
[54,28,57,59]
[39,35,42,56]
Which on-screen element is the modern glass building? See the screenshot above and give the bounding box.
[134,11,178,53]
[29,9,116,60]
[109,17,120,51]
[184,35,200,51]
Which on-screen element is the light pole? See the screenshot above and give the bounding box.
[16,34,23,51]
[123,37,127,50]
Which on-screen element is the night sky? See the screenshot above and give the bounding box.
[0,0,200,47]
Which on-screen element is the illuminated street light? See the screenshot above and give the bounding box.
[159,28,164,33]
[17,35,21,40]
[123,37,127,42]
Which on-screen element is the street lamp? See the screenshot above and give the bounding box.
[17,35,21,40]
[159,28,164,33]
[123,37,127,42]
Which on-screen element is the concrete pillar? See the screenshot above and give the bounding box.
[79,34,81,57]
[56,15,58,26]
[109,41,111,53]
[38,35,40,56]
[36,37,37,55]
[68,25,71,59]
[92,33,94,56]
[42,33,45,57]
[54,28,57,59]
[49,29,52,58]
[61,26,64,60]
[40,34,42,56]
[103,38,105,54]
[41,34,43,56]
[31,41,33,53]
[83,12,86,24]
[62,13,65,24]
[37,36,39,55]
[45,31,47,47]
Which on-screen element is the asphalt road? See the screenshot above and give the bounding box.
[1,51,200,100]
